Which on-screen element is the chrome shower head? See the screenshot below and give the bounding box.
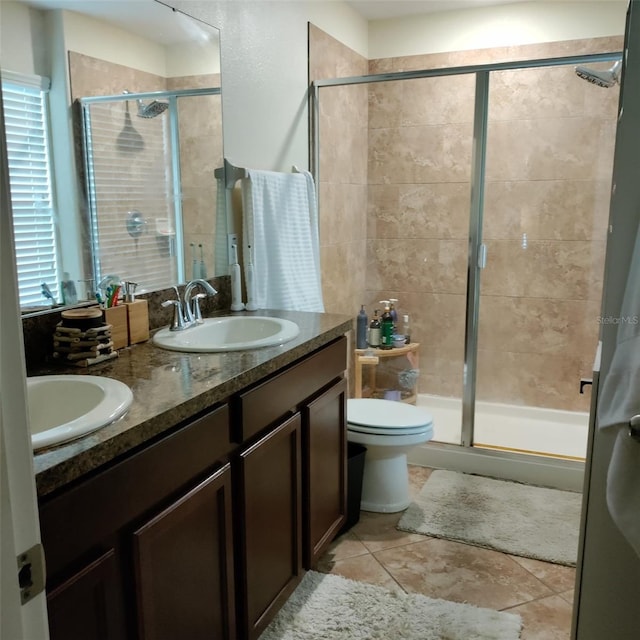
[136,99,169,118]
[575,60,622,88]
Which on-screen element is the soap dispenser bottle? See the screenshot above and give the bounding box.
[356,305,368,349]
[380,301,394,350]
[369,310,381,348]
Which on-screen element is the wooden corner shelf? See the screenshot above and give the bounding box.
[354,342,420,404]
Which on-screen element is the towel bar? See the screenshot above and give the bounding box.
[629,415,640,441]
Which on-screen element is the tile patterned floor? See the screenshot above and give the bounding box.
[317,466,576,639]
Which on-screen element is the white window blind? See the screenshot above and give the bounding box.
[1,71,60,307]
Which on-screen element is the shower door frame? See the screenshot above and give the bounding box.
[311,51,621,489]
[79,87,221,287]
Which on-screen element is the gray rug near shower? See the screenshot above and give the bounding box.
[398,470,581,566]
[259,570,522,640]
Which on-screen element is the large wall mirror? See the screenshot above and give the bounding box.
[0,0,224,313]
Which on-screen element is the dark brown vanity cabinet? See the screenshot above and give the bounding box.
[133,464,235,640]
[235,414,303,640]
[46,548,127,640]
[39,335,348,640]
[40,403,235,640]
[234,336,347,639]
[303,376,347,568]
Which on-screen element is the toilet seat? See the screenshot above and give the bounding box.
[347,399,433,437]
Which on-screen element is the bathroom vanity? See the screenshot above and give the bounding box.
[33,310,352,640]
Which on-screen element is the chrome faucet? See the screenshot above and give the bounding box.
[183,279,218,325]
[161,281,218,331]
[162,286,190,331]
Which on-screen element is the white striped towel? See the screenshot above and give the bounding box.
[241,169,324,312]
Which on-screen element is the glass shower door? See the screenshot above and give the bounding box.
[474,62,618,458]
[365,73,477,446]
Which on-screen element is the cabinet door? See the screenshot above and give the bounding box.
[303,378,347,568]
[132,464,235,640]
[47,549,126,640]
[237,413,303,640]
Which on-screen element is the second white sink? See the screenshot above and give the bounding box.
[153,316,300,353]
[28,375,133,450]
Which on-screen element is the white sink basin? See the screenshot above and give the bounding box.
[153,316,300,353]
[27,375,133,450]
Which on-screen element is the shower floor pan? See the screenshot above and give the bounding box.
[417,394,588,460]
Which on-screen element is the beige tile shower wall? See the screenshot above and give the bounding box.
[168,74,223,279]
[367,37,622,410]
[308,24,368,316]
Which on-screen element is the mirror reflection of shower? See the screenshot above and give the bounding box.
[136,97,169,118]
[575,59,622,88]
[79,87,221,292]
[122,88,170,119]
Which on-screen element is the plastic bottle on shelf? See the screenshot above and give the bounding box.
[389,299,399,332]
[380,301,394,350]
[402,314,411,344]
[368,309,381,348]
[356,305,368,349]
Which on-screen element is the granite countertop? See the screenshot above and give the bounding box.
[34,309,353,498]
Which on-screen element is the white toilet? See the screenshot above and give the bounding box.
[347,398,434,513]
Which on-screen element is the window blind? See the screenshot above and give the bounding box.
[1,72,60,307]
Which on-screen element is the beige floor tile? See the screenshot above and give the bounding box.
[408,464,432,499]
[316,553,404,593]
[509,555,577,593]
[374,537,553,610]
[314,531,369,570]
[507,594,573,639]
[559,589,574,605]
[351,510,426,552]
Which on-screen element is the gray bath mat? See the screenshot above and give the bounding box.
[398,470,581,566]
[260,570,522,640]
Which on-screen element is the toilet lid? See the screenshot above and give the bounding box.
[347,399,433,431]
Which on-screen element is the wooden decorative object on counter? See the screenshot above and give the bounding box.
[125,299,149,345]
[53,307,118,367]
[103,305,129,350]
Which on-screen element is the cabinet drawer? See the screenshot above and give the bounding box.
[40,403,231,579]
[237,336,347,442]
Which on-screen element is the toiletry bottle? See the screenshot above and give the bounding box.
[356,305,368,349]
[61,272,77,305]
[369,310,381,348]
[389,298,399,332]
[403,314,411,344]
[380,301,394,350]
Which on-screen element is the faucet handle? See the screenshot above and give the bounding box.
[162,299,189,331]
[190,293,208,324]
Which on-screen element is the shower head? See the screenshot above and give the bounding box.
[136,99,169,118]
[575,60,622,88]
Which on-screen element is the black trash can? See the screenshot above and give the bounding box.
[338,441,367,536]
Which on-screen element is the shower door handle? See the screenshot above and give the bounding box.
[478,243,487,269]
